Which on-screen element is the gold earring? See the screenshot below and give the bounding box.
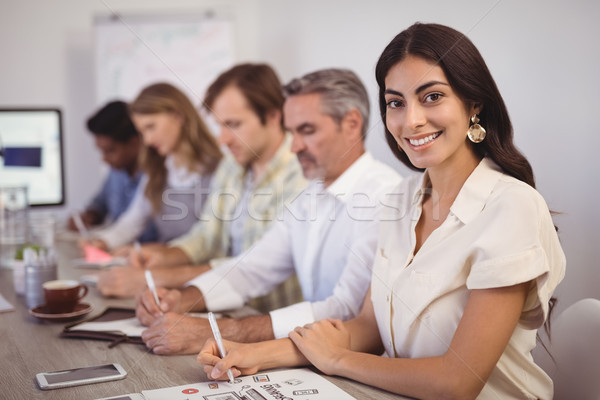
[467,114,486,143]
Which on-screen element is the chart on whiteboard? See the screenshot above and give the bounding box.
[94,14,235,106]
[141,368,356,400]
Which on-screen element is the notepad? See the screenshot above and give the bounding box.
[72,312,220,337]
[72,258,127,269]
[84,244,113,263]
[63,308,221,343]
[62,307,145,345]
[72,245,127,269]
[74,317,146,337]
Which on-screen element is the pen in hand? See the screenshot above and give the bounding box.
[138,243,162,316]
[208,312,235,384]
[144,269,162,311]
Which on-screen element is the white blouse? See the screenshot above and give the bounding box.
[371,158,565,399]
[95,155,212,249]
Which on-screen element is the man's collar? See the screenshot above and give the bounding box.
[325,152,372,203]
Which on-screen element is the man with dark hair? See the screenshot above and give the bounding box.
[68,101,157,242]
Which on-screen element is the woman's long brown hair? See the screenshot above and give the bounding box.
[129,83,222,213]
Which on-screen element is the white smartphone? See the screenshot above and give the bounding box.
[35,363,127,390]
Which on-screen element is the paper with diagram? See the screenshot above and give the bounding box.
[141,368,356,399]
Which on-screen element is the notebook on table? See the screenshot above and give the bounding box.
[62,308,219,347]
[62,307,144,347]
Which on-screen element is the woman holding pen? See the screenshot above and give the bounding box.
[198,23,565,399]
[88,82,222,251]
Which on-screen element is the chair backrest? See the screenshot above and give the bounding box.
[533,298,600,400]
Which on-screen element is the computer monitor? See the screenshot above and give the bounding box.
[0,108,65,206]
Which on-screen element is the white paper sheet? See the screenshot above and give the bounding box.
[70,312,219,337]
[72,317,146,337]
[72,257,127,269]
[141,368,356,400]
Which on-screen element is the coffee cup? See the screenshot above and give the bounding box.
[42,280,88,314]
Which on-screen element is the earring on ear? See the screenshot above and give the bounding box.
[467,114,486,143]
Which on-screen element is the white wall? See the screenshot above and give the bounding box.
[253,0,600,315]
[1,0,599,314]
[0,0,259,214]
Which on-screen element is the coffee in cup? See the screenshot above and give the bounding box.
[42,280,88,314]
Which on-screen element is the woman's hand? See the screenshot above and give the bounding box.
[198,339,262,380]
[289,319,351,375]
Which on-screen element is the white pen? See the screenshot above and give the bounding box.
[208,312,235,384]
[72,212,89,239]
[144,269,161,309]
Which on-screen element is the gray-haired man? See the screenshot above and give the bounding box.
[136,69,402,355]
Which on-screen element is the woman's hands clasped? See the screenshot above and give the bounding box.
[197,318,352,381]
[289,319,351,375]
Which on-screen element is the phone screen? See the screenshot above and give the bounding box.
[43,364,121,384]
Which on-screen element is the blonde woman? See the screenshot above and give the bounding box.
[91,83,222,250]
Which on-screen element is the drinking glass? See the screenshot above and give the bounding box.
[0,185,29,268]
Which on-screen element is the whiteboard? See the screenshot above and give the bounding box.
[94,14,235,106]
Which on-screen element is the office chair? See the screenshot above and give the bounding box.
[534,298,600,400]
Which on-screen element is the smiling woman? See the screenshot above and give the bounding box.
[383,55,481,173]
[90,83,222,251]
[198,23,565,400]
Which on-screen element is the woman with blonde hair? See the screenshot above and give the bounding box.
[91,82,222,250]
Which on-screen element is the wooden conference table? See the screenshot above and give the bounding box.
[0,234,412,400]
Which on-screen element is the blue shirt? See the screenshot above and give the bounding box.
[86,169,158,243]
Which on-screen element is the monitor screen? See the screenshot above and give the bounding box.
[0,109,65,206]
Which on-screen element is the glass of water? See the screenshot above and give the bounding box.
[0,185,29,268]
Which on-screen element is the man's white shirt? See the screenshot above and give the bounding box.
[187,152,402,338]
